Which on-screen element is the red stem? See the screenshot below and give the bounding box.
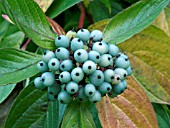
[77,3,85,29]
[21,38,31,50]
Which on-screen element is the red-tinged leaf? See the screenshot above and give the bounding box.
[96,76,158,128]
[47,17,66,35]
[118,25,170,104]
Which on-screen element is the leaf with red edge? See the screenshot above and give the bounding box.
[96,76,158,128]
[47,17,66,35]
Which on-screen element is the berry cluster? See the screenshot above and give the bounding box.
[34,29,132,104]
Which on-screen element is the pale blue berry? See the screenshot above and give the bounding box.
[89,90,101,103]
[55,47,70,60]
[66,81,79,94]
[89,70,104,86]
[41,72,55,87]
[58,91,72,104]
[77,29,90,42]
[92,42,108,55]
[90,30,103,41]
[48,58,60,71]
[82,60,96,74]
[88,51,101,63]
[84,84,96,97]
[113,81,126,94]
[71,67,84,83]
[109,44,119,57]
[55,35,69,48]
[114,68,128,80]
[42,50,55,63]
[115,57,130,69]
[74,49,88,63]
[34,77,45,90]
[126,66,132,76]
[98,82,112,94]
[98,54,113,67]
[71,38,84,52]
[104,69,115,83]
[60,60,73,71]
[37,61,49,73]
[59,71,71,83]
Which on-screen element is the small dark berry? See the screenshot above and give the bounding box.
[42,78,44,82]
[60,75,63,78]
[77,52,81,56]
[76,73,79,76]
[61,65,65,68]
[96,56,100,59]
[40,63,43,66]
[58,36,61,40]
[111,76,114,79]
[52,62,55,66]
[88,66,92,69]
[97,75,101,79]
[89,92,92,95]
[107,87,110,91]
[57,49,60,52]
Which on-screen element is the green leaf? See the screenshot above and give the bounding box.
[45,101,59,128]
[46,0,81,18]
[0,19,10,42]
[61,101,96,128]
[2,0,56,50]
[152,103,170,128]
[0,84,16,103]
[103,0,170,44]
[45,101,67,128]
[5,84,47,128]
[0,31,25,48]
[89,104,102,128]
[124,0,139,4]
[87,0,109,22]
[0,9,25,48]
[100,0,111,13]
[0,48,41,85]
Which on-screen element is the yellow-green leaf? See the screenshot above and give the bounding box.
[88,19,110,32]
[128,53,170,104]
[34,0,54,12]
[153,4,170,36]
[119,25,170,104]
